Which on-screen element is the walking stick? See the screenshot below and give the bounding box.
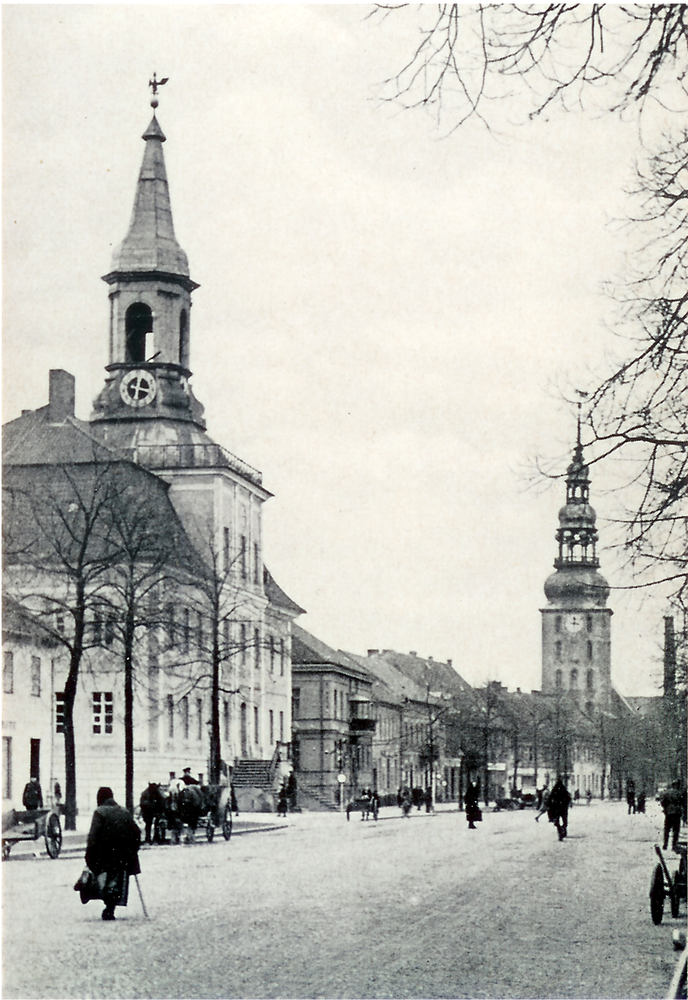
[134,874,150,919]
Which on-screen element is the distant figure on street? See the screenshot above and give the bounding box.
[424,787,433,813]
[626,779,636,815]
[574,789,580,803]
[85,786,141,920]
[547,778,572,841]
[586,788,592,806]
[465,780,481,830]
[660,780,685,851]
[230,783,239,817]
[400,788,412,818]
[636,791,646,814]
[287,772,297,812]
[276,783,288,818]
[22,777,43,811]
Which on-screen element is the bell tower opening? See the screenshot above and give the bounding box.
[126,303,153,363]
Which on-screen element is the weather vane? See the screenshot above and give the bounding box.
[148,72,169,110]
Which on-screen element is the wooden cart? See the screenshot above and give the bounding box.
[2,808,62,860]
[649,842,686,925]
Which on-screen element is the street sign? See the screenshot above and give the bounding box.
[337,773,346,784]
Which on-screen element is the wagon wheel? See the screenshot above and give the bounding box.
[44,812,62,859]
[222,806,233,841]
[206,814,215,842]
[650,864,665,925]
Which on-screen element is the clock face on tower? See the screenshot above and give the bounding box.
[565,613,584,634]
[120,370,157,408]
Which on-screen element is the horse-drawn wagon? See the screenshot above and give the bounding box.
[2,807,62,860]
[346,791,379,822]
[139,782,233,844]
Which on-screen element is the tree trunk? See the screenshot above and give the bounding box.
[124,600,135,813]
[62,600,85,831]
[209,624,221,785]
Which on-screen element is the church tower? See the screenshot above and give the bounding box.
[541,420,612,714]
[91,90,207,444]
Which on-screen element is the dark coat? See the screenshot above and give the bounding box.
[22,781,43,810]
[85,798,141,877]
[547,781,571,819]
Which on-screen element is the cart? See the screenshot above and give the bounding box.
[2,808,62,860]
[649,842,686,925]
[203,786,233,842]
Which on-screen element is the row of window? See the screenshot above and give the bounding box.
[3,651,42,697]
[54,691,286,746]
[554,640,594,662]
[224,530,261,585]
[554,668,595,691]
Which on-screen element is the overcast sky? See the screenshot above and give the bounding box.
[3,4,678,696]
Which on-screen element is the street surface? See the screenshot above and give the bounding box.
[3,800,685,999]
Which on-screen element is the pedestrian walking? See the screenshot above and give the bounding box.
[22,777,43,811]
[626,779,636,815]
[465,780,481,830]
[276,783,288,818]
[636,791,646,814]
[547,778,572,841]
[660,780,685,851]
[586,788,592,806]
[424,787,433,813]
[400,788,412,817]
[84,786,141,920]
[535,786,550,822]
[230,783,239,817]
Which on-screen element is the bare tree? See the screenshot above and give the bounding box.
[3,462,126,829]
[373,5,688,132]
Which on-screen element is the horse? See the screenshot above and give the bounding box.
[139,783,168,844]
[170,783,205,843]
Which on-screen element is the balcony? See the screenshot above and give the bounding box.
[131,442,263,486]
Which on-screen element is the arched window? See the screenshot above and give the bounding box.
[125,303,153,363]
[587,641,593,662]
[555,641,562,661]
[570,669,578,689]
[555,669,562,689]
[179,309,188,366]
[586,669,594,691]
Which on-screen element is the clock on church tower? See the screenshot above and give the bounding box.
[540,423,612,714]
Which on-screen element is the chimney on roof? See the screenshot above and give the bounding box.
[367,649,379,657]
[409,651,417,657]
[447,659,452,669]
[428,656,433,662]
[48,370,75,422]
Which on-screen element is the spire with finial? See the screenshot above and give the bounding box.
[105,73,191,279]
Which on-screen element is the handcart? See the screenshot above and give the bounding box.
[2,808,62,860]
[649,841,687,925]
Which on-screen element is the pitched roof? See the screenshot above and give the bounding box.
[291,624,372,682]
[2,595,59,648]
[3,409,117,466]
[263,567,305,617]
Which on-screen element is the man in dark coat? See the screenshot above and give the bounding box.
[85,787,141,920]
[180,767,199,786]
[547,778,572,841]
[660,780,685,851]
[22,777,43,811]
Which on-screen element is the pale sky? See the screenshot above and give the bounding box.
[3,5,678,696]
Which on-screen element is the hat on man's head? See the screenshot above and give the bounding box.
[183,767,192,774]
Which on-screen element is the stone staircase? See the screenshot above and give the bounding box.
[232,759,273,790]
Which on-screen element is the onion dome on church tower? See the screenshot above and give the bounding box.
[543,419,610,608]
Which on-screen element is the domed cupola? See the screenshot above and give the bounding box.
[543,421,610,609]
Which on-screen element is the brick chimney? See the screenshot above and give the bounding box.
[48,370,75,422]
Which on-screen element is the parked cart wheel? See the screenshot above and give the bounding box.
[44,812,62,859]
[222,806,233,841]
[206,814,215,842]
[650,864,665,925]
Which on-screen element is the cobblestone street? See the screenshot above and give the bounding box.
[3,800,685,999]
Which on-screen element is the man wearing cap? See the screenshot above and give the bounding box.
[180,767,199,786]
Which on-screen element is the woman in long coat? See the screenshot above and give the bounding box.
[85,786,141,920]
[465,780,481,830]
